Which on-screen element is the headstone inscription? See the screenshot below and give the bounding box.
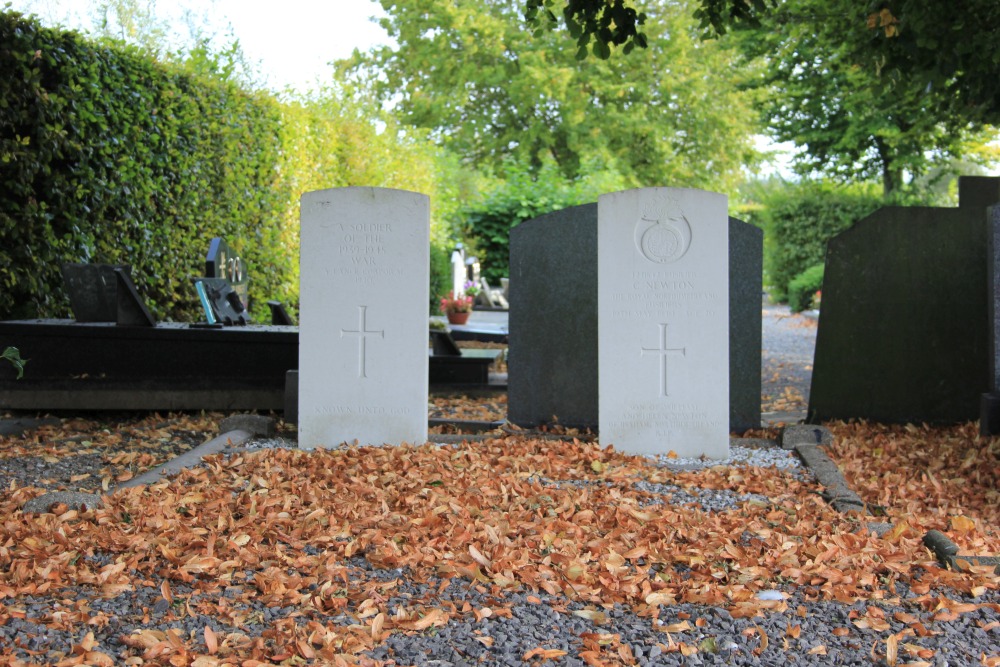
[507,205,761,434]
[598,188,729,458]
[298,187,429,449]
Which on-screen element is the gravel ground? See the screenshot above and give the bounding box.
[2,434,997,665]
[2,309,997,665]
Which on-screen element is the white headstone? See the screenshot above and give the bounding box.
[598,188,729,458]
[298,187,429,449]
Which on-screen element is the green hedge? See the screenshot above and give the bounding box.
[461,163,620,284]
[1,11,451,322]
[787,263,825,313]
[0,10,288,321]
[751,181,884,302]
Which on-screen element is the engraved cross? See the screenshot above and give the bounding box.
[341,305,384,378]
[641,323,685,398]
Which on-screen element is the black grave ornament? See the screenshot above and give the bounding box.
[267,301,295,326]
[205,237,249,311]
[114,268,156,327]
[195,278,250,326]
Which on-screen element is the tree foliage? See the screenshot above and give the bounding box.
[524,0,648,59]
[346,0,761,192]
[738,0,997,195]
[543,0,1000,124]
[866,1,1000,125]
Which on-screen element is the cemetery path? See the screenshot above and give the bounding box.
[761,301,817,422]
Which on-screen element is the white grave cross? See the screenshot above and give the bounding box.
[641,323,686,398]
[340,305,383,378]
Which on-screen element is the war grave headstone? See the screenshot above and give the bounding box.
[598,188,730,458]
[809,175,1000,424]
[298,187,429,449]
[508,203,761,435]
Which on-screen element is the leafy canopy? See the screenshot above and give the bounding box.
[531,0,1000,124]
[738,0,998,194]
[345,0,761,192]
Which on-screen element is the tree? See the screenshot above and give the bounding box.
[866,1,1000,125]
[738,0,997,195]
[531,0,1000,124]
[345,0,761,192]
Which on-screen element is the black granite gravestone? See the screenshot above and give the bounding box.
[507,204,763,432]
[62,264,126,322]
[981,204,1000,434]
[810,176,1000,424]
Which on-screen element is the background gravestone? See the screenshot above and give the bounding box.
[982,204,1000,434]
[509,204,599,430]
[508,205,761,433]
[809,176,1000,424]
[61,264,128,322]
[298,187,429,449]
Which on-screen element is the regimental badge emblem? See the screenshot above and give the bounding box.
[634,196,692,264]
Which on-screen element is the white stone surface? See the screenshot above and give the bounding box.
[298,187,429,449]
[598,188,729,458]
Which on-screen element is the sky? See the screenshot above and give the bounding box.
[8,0,392,92]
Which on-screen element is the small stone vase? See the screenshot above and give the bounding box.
[446,311,470,325]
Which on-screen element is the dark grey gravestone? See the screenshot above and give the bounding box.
[507,205,762,432]
[809,176,999,424]
[508,204,599,431]
[729,218,763,432]
[980,204,1000,434]
[62,264,129,322]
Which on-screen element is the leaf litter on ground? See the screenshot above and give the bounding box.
[0,414,997,664]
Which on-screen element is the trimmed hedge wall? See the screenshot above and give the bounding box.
[1,10,288,321]
[755,181,884,302]
[1,11,450,321]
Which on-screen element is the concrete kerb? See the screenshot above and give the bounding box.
[21,428,256,515]
[116,428,254,489]
[0,416,62,437]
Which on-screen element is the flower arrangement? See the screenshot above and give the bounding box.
[440,281,482,314]
[439,290,474,314]
[462,280,481,298]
